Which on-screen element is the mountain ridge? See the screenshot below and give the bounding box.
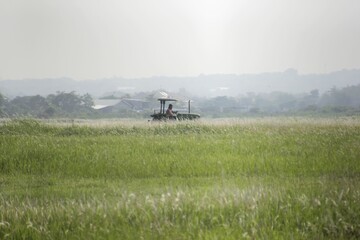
[1,69,360,98]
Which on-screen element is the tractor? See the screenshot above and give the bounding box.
[150,98,200,121]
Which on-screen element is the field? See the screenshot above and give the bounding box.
[1,118,360,239]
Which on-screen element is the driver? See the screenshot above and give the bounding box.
[166,104,177,120]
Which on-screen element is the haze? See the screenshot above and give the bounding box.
[0,0,359,80]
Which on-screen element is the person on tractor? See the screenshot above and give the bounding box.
[166,104,177,120]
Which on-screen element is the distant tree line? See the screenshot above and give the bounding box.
[196,85,360,117]
[1,84,360,118]
[0,91,95,118]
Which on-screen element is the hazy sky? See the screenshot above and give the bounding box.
[1,0,359,80]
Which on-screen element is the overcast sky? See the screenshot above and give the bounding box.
[0,0,359,80]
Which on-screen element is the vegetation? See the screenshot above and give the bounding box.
[1,118,360,239]
[0,91,96,118]
[1,84,360,118]
[196,85,360,117]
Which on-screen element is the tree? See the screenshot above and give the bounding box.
[319,85,360,107]
[47,91,95,117]
[0,92,5,116]
[81,93,94,108]
[7,95,50,117]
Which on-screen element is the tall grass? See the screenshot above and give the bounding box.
[1,118,359,178]
[1,118,360,239]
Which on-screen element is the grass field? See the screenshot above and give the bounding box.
[1,118,360,239]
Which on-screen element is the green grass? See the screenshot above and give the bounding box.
[0,118,360,239]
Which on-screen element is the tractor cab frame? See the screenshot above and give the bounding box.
[151,98,200,121]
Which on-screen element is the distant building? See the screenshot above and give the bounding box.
[92,98,150,113]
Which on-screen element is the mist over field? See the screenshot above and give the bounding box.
[1,0,359,100]
[1,69,360,98]
[1,0,360,85]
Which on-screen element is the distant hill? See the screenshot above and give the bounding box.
[1,69,360,98]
